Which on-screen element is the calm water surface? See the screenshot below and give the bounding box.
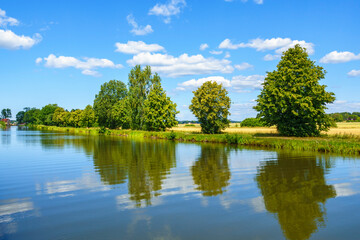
[1,127,360,240]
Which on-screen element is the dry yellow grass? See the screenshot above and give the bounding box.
[171,122,360,136]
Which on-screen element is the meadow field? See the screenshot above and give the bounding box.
[172,122,360,136]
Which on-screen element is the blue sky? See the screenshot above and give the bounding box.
[1,0,360,120]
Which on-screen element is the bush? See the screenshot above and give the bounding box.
[167,131,177,140]
[184,124,196,127]
[240,118,265,127]
[0,121,6,129]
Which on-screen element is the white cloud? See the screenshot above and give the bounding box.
[149,0,186,24]
[115,40,165,54]
[200,43,209,51]
[219,37,314,58]
[320,51,360,64]
[176,74,264,91]
[0,29,42,50]
[127,52,234,77]
[348,69,360,77]
[209,50,223,55]
[234,62,253,70]
[38,54,123,77]
[224,52,231,58]
[126,14,153,36]
[263,54,280,61]
[327,100,360,113]
[0,8,19,27]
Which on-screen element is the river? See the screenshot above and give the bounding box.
[1,127,360,240]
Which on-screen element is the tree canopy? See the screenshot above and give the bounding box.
[93,80,127,129]
[1,108,12,119]
[189,81,231,134]
[254,44,335,137]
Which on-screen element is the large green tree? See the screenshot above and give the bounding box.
[1,108,12,119]
[127,65,160,130]
[189,81,231,134]
[23,108,41,124]
[93,80,127,129]
[39,104,58,125]
[80,105,96,128]
[111,98,131,129]
[143,81,178,131]
[254,45,335,137]
[16,111,25,123]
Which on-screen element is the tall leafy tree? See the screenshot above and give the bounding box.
[93,80,127,129]
[1,108,11,119]
[39,104,58,125]
[16,111,25,123]
[111,98,131,129]
[52,107,67,126]
[24,108,41,124]
[189,81,231,134]
[80,105,96,128]
[127,65,160,130]
[143,81,178,131]
[254,44,335,136]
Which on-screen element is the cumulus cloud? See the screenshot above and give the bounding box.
[263,54,280,61]
[0,29,42,50]
[127,52,234,77]
[37,54,123,77]
[327,100,360,113]
[115,41,165,54]
[176,74,264,91]
[126,14,153,36]
[348,69,360,77]
[209,50,223,55]
[0,8,19,27]
[320,51,360,64]
[219,37,314,58]
[200,43,209,51]
[234,62,253,70]
[149,0,186,23]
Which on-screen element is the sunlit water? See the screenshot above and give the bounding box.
[1,127,360,240]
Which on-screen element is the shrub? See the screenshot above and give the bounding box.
[240,118,265,127]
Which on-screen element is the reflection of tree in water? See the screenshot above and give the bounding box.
[92,137,176,207]
[256,153,336,240]
[38,134,176,207]
[191,145,231,196]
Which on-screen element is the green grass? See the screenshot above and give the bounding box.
[31,125,360,156]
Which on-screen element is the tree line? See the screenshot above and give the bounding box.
[10,45,341,136]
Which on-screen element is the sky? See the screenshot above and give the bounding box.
[0,0,360,120]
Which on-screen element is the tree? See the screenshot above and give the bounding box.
[127,65,160,130]
[53,107,67,126]
[1,108,11,119]
[93,80,127,129]
[80,105,96,128]
[111,98,131,129]
[24,108,41,124]
[16,111,25,123]
[143,81,178,131]
[189,81,231,134]
[254,44,335,137]
[39,104,58,125]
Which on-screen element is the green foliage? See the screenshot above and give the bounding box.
[24,108,41,124]
[143,81,178,131]
[328,113,344,122]
[166,131,177,140]
[189,81,231,134]
[80,105,95,128]
[0,121,6,129]
[39,104,58,126]
[93,80,127,129]
[240,118,265,127]
[185,124,196,127]
[127,65,160,130]
[111,98,131,129]
[255,44,335,137]
[1,108,11,119]
[16,111,25,123]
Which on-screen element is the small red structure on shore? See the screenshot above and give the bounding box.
[1,119,10,125]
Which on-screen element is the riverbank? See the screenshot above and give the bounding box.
[30,125,360,155]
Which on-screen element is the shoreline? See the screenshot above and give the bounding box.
[30,125,360,156]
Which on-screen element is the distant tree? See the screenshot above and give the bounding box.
[127,65,160,130]
[93,80,127,129]
[24,108,41,124]
[189,81,231,134]
[69,109,82,127]
[240,117,265,127]
[143,81,178,131]
[329,113,343,122]
[80,105,96,128]
[254,44,335,137]
[1,108,11,119]
[39,104,58,125]
[16,111,25,123]
[53,107,67,126]
[348,114,359,122]
[111,98,131,129]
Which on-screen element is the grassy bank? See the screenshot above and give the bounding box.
[30,125,360,156]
